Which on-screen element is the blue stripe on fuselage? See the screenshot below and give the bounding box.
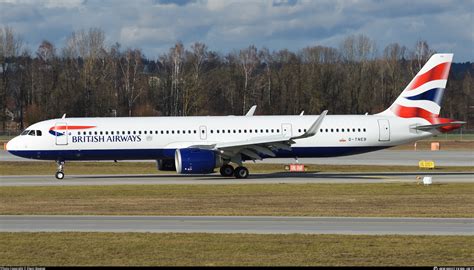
[8,146,389,161]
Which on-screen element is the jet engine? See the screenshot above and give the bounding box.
[175,148,222,174]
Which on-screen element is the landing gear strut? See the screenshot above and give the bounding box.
[55,161,65,180]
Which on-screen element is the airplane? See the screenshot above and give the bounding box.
[5,53,465,179]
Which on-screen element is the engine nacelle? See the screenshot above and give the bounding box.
[156,159,176,171]
[175,148,222,174]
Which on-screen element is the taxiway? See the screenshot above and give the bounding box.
[0,215,472,235]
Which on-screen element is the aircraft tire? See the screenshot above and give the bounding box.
[220,164,234,177]
[234,166,249,179]
[55,171,65,180]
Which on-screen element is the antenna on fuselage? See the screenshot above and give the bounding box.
[61,114,66,119]
[299,111,304,116]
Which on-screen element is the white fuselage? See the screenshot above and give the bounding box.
[6,114,435,161]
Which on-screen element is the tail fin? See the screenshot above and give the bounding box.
[378,53,453,122]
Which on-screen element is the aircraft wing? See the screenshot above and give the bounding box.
[190,110,328,163]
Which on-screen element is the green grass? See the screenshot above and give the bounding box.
[0,232,471,266]
[1,183,472,217]
[0,161,472,175]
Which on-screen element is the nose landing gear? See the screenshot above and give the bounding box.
[55,161,65,180]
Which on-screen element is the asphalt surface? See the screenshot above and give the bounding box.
[1,172,473,186]
[1,149,473,166]
[0,215,472,235]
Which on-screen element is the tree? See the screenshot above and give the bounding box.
[119,48,145,116]
[239,45,259,114]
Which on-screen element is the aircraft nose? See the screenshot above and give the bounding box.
[5,136,20,152]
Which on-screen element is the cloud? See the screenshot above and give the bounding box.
[0,0,472,61]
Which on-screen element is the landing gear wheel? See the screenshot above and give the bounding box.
[220,164,235,177]
[55,161,65,180]
[55,171,65,180]
[234,166,249,179]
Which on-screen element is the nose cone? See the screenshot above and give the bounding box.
[5,136,21,152]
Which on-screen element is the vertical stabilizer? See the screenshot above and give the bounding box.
[378,53,453,123]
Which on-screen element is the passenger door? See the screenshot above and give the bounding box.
[377,119,390,141]
[55,122,68,145]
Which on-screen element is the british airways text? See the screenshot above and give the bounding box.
[71,135,142,143]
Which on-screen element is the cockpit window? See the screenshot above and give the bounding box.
[28,130,36,136]
[36,130,42,136]
[21,130,29,135]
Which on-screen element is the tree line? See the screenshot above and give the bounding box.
[0,26,472,132]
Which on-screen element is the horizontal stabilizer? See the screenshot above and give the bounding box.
[416,121,466,131]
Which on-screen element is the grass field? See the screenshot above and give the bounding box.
[1,183,472,217]
[1,161,473,175]
[0,232,472,266]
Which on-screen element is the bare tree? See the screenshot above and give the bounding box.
[119,48,144,116]
[239,45,259,114]
[0,26,23,131]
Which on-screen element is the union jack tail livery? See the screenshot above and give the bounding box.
[378,53,463,132]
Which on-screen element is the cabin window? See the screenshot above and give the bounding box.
[363,128,366,132]
[255,129,258,133]
[277,129,280,133]
[217,130,220,134]
[271,129,274,133]
[177,130,180,134]
[172,130,175,134]
[331,129,334,132]
[266,129,269,133]
[336,129,339,132]
[238,130,241,133]
[210,130,213,134]
[298,129,301,132]
[358,128,361,132]
[304,129,307,132]
[249,129,252,133]
[244,130,247,133]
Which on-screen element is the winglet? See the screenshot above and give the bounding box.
[245,105,257,116]
[292,110,328,140]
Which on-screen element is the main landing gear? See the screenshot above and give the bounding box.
[219,164,249,179]
[55,161,65,180]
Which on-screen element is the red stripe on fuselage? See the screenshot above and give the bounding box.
[409,62,450,90]
[50,125,96,131]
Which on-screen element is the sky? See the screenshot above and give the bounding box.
[0,0,473,62]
